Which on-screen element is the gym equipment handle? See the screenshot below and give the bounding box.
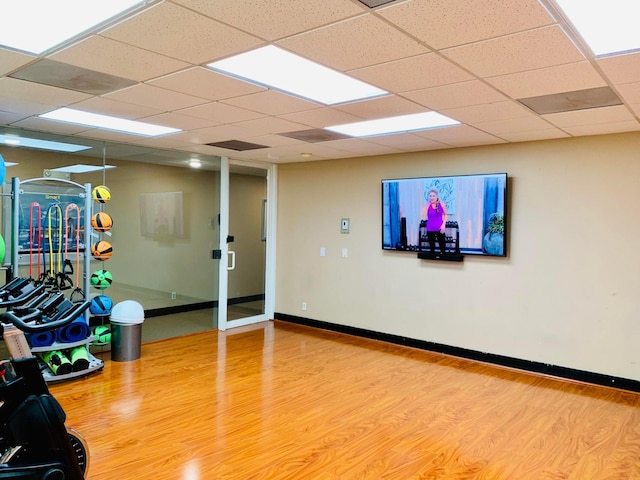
[1,301,91,334]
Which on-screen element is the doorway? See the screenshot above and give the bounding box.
[217,159,275,330]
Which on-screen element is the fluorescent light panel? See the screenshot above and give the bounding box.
[0,1,146,54]
[554,0,640,56]
[0,134,91,153]
[326,112,460,137]
[208,46,387,105]
[39,108,181,137]
[52,164,116,174]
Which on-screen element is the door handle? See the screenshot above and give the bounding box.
[227,250,236,271]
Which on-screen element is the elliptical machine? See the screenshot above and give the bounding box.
[0,277,90,479]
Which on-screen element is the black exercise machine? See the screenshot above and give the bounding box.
[0,278,90,479]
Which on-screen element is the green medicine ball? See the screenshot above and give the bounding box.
[90,269,113,290]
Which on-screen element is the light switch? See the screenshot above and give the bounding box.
[341,218,350,234]
[342,248,348,258]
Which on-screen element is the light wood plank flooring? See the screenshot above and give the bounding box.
[50,321,640,480]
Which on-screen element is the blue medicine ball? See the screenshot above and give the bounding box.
[90,295,113,316]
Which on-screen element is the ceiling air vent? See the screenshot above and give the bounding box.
[358,0,396,7]
[517,86,622,115]
[205,140,268,151]
[10,59,137,95]
[279,129,351,143]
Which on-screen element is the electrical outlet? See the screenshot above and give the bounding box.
[302,302,307,311]
[171,292,177,300]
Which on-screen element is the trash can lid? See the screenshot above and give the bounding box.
[110,300,145,325]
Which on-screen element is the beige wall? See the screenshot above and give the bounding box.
[276,132,640,381]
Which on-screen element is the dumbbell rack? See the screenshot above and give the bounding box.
[8,177,104,382]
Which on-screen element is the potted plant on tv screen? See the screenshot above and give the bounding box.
[483,212,504,255]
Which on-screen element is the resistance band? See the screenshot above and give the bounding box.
[45,203,63,287]
[64,203,84,299]
[29,202,42,279]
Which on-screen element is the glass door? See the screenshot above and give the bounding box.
[218,159,275,330]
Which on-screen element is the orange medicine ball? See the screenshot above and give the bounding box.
[91,212,113,232]
[91,240,112,261]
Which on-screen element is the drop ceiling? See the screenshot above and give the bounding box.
[1,0,639,166]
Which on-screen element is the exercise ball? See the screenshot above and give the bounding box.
[90,240,112,261]
[91,212,113,232]
[92,185,111,203]
[90,270,113,290]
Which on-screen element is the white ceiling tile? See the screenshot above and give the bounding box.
[70,97,165,119]
[379,0,554,50]
[443,26,584,78]
[233,117,311,135]
[349,53,473,93]
[335,95,427,120]
[0,96,57,116]
[320,138,402,156]
[616,82,640,104]
[147,67,265,101]
[0,48,35,76]
[415,124,506,147]
[132,132,205,150]
[498,129,570,142]
[139,112,218,131]
[401,80,507,110]
[0,110,26,124]
[277,14,428,71]
[191,123,260,140]
[171,0,365,40]
[364,133,449,151]
[597,52,640,85]
[563,121,640,137]
[50,35,190,82]
[221,91,319,116]
[280,108,365,128]
[0,77,91,106]
[486,61,607,99]
[442,100,532,124]
[473,116,556,135]
[241,133,306,148]
[177,102,267,124]
[101,2,262,64]
[103,84,209,111]
[543,105,635,128]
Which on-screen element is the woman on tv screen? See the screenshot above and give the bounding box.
[421,188,448,254]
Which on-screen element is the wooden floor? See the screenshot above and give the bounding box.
[50,321,640,480]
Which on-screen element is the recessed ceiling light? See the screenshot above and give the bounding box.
[325,112,460,137]
[208,45,387,105]
[39,108,181,137]
[52,164,117,174]
[189,159,202,168]
[0,133,91,152]
[553,0,640,56]
[0,1,147,54]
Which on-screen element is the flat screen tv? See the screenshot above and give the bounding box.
[382,173,507,258]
